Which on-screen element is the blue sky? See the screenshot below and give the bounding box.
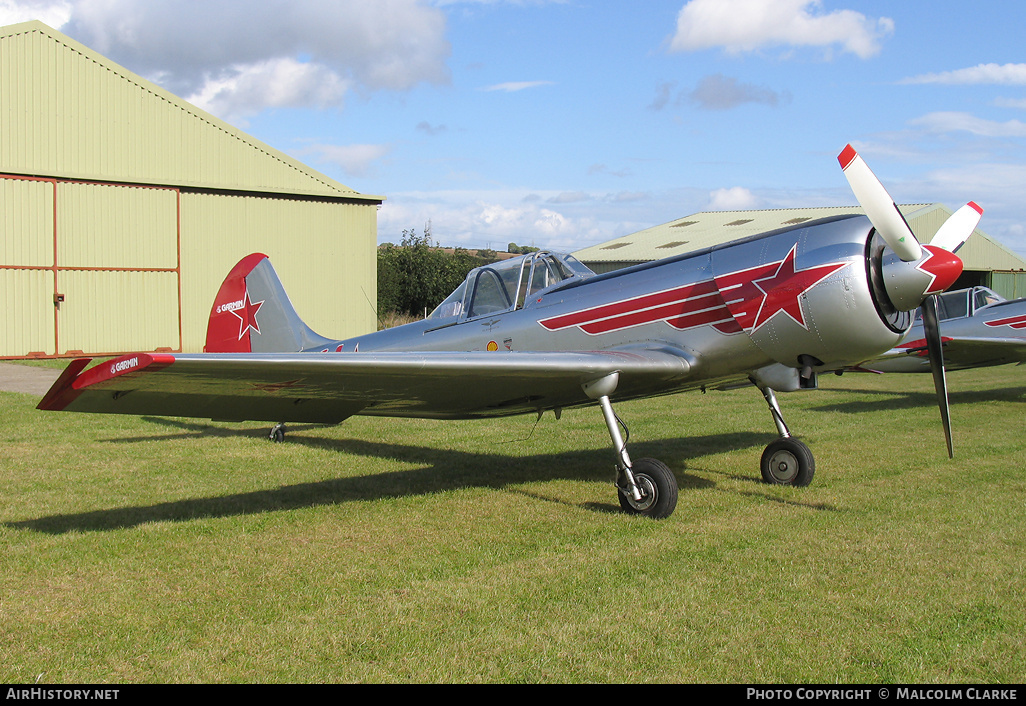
[5,0,1026,256]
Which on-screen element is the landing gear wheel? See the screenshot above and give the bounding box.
[618,458,678,519]
[268,423,287,443]
[760,438,815,486]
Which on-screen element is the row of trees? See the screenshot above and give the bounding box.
[377,228,546,322]
[377,227,497,319]
[507,242,539,255]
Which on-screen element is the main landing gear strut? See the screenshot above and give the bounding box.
[752,379,815,487]
[584,373,678,519]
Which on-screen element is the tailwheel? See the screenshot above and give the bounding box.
[760,438,815,486]
[618,458,678,519]
[268,422,287,443]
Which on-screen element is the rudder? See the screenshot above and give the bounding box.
[205,253,334,353]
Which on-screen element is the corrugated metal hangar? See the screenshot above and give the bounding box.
[1,21,383,359]
[574,204,1026,299]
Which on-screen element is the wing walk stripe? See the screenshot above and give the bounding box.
[540,280,721,332]
[580,300,733,334]
[577,293,726,333]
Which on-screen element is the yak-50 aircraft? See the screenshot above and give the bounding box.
[858,286,1026,375]
[38,146,981,519]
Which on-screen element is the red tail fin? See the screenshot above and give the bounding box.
[204,253,333,353]
[204,253,269,353]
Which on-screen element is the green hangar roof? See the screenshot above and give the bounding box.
[574,204,1026,274]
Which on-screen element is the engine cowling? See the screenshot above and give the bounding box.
[711,215,961,375]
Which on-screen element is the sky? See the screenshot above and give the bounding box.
[3,0,1026,257]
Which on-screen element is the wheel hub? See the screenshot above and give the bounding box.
[623,474,657,512]
[767,450,798,483]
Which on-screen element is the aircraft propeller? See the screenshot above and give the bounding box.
[838,144,982,458]
[930,201,983,253]
[920,295,953,457]
[839,144,923,262]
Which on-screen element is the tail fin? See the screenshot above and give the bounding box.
[205,253,334,353]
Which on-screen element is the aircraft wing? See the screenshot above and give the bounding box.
[38,348,694,423]
[938,336,1026,369]
[857,335,1026,373]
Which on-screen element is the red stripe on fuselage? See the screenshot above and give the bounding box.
[539,280,730,335]
[984,313,1026,330]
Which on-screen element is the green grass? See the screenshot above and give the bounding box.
[1,365,1024,683]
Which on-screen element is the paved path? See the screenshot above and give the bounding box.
[0,362,62,396]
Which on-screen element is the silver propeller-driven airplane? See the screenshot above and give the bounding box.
[38,146,981,519]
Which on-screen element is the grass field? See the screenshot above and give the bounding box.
[1,364,1024,683]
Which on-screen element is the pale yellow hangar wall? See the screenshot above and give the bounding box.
[1,21,382,358]
[179,193,378,353]
[55,181,181,355]
[1,176,181,356]
[0,177,55,355]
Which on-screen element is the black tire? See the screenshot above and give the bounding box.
[268,423,286,443]
[760,438,815,486]
[618,458,678,519]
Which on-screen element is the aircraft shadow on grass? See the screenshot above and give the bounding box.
[812,385,1026,414]
[5,420,836,534]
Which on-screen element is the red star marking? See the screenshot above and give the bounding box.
[537,245,847,337]
[250,379,307,393]
[750,245,848,331]
[232,289,264,341]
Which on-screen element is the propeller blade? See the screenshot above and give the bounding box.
[930,201,983,253]
[838,144,923,262]
[921,295,953,458]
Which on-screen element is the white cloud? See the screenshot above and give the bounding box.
[689,74,788,110]
[707,186,760,211]
[669,0,893,59]
[606,191,649,203]
[376,188,662,253]
[994,97,1026,110]
[901,63,1026,86]
[416,121,448,136]
[533,209,576,237]
[187,58,350,124]
[588,164,633,178]
[546,192,591,204]
[302,143,392,179]
[0,0,71,27]
[14,0,450,120]
[480,81,555,92]
[909,112,1026,138]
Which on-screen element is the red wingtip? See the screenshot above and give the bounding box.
[36,358,92,411]
[968,201,983,215]
[838,144,858,170]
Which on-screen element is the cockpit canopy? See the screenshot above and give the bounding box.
[916,286,1005,322]
[429,251,595,320]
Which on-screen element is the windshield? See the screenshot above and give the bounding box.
[973,287,1004,311]
[430,280,467,319]
[428,251,594,320]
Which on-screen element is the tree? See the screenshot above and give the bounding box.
[507,242,539,255]
[377,227,493,318]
